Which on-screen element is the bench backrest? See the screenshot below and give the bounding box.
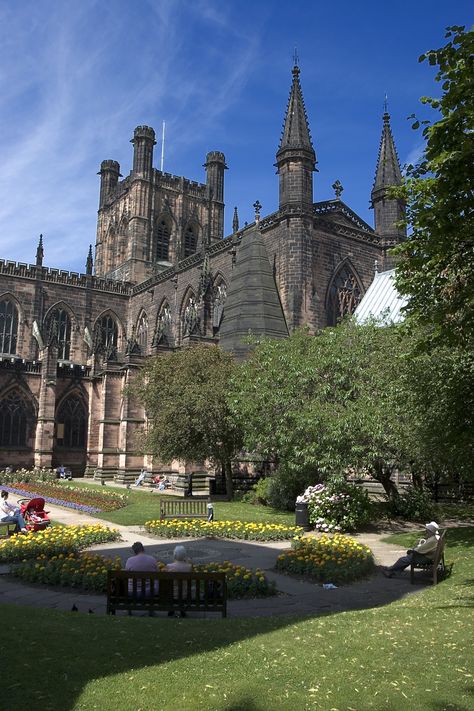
[107,570,226,612]
[160,499,207,518]
[432,530,447,567]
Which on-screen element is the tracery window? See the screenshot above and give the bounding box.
[46,308,72,360]
[56,396,87,448]
[155,219,170,261]
[0,300,18,355]
[137,314,148,353]
[0,391,31,447]
[153,304,172,346]
[184,225,197,258]
[327,265,362,326]
[96,315,118,355]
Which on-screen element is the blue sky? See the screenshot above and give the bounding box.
[0,0,472,273]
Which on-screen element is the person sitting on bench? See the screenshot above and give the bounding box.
[125,542,157,572]
[383,521,440,578]
[134,470,146,486]
[165,545,192,617]
[1,490,27,533]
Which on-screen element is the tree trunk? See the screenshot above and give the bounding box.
[372,460,399,499]
[223,458,234,500]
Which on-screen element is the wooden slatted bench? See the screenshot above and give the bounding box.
[106,570,227,617]
[410,530,447,585]
[160,499,208,521]
[0,521,17,538]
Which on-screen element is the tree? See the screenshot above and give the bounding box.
[133,344,242,498]
[394,26,474,347]
[229,322,412,498]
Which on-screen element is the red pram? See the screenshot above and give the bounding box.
[18,497,51,532]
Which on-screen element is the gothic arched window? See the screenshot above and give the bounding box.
[155,219,170,261]
[46,308,72,360]
[327,264,362,326]
[98,315,117,349]
[153,304,172,346]
[137,313,148,353]
[184,225,197,257]
[56,396,87,448]
[0,299,18,355]
[0,391,31,447]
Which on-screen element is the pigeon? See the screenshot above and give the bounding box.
[88,609,94,614]
[71,604,78,612]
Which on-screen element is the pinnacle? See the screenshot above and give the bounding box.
[372,110,403,195]
[276,64,315,164]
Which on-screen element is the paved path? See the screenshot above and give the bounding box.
[0,503,423,618]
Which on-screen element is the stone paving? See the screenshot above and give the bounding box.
[0,502,425,618]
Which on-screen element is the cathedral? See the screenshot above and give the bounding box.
[0,64,405,480]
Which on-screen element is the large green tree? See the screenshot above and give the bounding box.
[133,344,242,498]
[394,26,474,346]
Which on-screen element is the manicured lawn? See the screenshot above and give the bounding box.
[3,526,473,711]
[59,480,296,526]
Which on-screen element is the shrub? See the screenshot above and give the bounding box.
[145,518,302,541]
[266,465,322,511]
[304,478,373,532]
[275,533,374,584]
[242,477,273,505]
[0,467,56,485]
[385,486,438,521]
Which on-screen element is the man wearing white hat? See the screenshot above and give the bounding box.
[382,522,440,578]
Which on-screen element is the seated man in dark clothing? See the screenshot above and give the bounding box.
[383,521,440,578]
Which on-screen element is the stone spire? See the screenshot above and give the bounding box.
[371,107,406,257]
[35,234,44,267]
[372,109,403,197]
[275,63,316,210]
[86,245,93,275]
[232,206,239,233]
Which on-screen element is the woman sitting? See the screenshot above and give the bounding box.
[1,490,27,533]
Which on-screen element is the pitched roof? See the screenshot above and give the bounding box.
[219,228,289,358]
[354,269,408,324]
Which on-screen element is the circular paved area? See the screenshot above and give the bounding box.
[0,503,429,618]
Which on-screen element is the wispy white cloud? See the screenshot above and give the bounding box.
[0,0,261,270]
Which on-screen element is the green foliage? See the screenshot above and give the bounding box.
[275,533,375,583]
[306,479,373,532]
[394,26,474,347]
[242,476,273,505]
[133,344,243,497]
[386,486,438,522]
[267,466,321,511]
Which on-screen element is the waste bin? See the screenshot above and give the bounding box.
[295,502,311,531]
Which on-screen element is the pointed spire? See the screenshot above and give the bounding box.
[35,234,44,267]
[276,63,316,166]
[86,245,93,275]
[232,206,239,234]
[372,107,403,198]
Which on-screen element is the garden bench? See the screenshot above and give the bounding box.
[160,499,208,520]
[410,530,447,585]
[0,521,17,538]
[106,570,227,617]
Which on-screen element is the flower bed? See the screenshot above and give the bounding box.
[275,533,375,584]
[0,524,121,563]
[11,554,276,598]
[2,482,127,513]
[145,518,303,541]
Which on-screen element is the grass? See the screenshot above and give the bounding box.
[3,526,473,711]
[55,480,296,526]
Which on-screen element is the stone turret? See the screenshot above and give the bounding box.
[98,160,121,208]
[131,125,156,178]
[275,64,316,211]
[204,151,227,241]
[371,108,406,259]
